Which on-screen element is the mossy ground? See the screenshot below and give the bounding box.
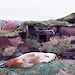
[0,60,75,75]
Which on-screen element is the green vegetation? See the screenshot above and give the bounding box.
[39,36,72,55]
[0,60,75,75]
[42,20,69,26]
[23,21,45,26]
[23,20,70,27]
[26,38,39,49]
[57,13,75,24]
[0,31,5,34]
[0,30,19,37]
[17,26,25,31]
[0,47,17,56]
[0,60,65,75]
[23,13,75,27]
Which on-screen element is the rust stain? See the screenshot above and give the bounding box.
[6,58,22,68]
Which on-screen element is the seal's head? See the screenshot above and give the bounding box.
[0,62,7,68]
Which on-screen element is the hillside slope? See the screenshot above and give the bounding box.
[57,13,75,24]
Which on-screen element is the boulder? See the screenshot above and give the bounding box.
[8,37,22,46]
[1,21,18,30]
[59,27,75,36]
[0,37,21,48]
[0,37,12,48]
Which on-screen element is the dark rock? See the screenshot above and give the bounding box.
[59,27,75,36]
[15,52,23,57]
[0,53,3,60]
[3,56,12,60]
[0,37,21,48]
[0,37,12,48]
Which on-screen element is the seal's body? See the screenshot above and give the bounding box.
[0,52,56,68]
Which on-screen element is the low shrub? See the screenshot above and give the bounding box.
[0,30,19,37]
[0,31,5,34]
[17,26,25,31]
[23,21,45,26]
[39,36,72,55]
[1,46,17,56]
[42,20,69,26]
[26,38,39,49]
